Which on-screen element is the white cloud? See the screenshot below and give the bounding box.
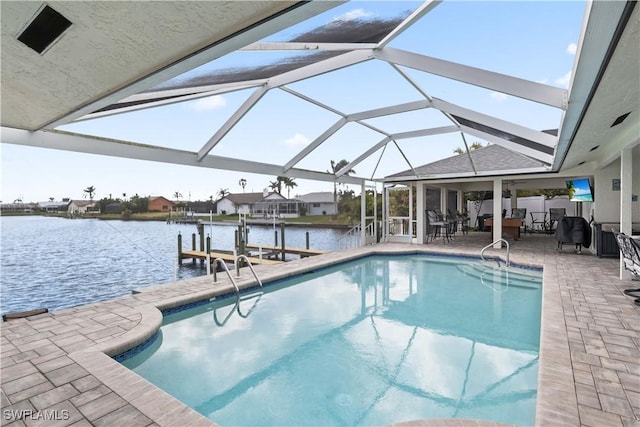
[567,43,577,55]
[537,77,550,85]
[282,133,310,147]
[333,8,373,22]
[490,92,508,101]
[555,71,572,88]
[188,95,227,111]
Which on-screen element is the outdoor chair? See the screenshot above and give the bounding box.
[427,209,448,243]
[613,231,640,306]
[511,208,527,235]
[548,208,566,234]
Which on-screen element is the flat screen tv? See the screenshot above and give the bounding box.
[566,178,594,202]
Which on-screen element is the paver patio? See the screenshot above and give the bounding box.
[1,233,639,426]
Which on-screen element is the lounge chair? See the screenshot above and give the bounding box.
[613,231,640,306]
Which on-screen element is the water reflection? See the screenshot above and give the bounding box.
[122,256,542,426]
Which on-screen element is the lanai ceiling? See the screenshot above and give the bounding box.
[1,1,638,185]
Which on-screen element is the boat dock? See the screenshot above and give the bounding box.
[180,250,282,265]
[245,243,328,258]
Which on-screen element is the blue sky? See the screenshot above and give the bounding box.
[0,1,586,203]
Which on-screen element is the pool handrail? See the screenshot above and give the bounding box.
[481,238,510,268]
[235,254,263,289]
[212,257,240,296]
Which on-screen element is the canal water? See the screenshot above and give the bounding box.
[0,216,348,315]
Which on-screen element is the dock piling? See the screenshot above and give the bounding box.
[280,223,286,261]
[178,232,182,266]
[191,233,196,265]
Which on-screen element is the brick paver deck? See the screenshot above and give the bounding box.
[1,233,639,426]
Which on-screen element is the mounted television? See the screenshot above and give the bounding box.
[566,178,594,202]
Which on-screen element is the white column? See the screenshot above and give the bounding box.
[493,178,503,247]
[439,186,447,214]
[456,190,463,213]
[511,188,518,210]
[416,182,425,244]
[361,181,367,247]
[409,184,414,241]
[620,146,633,278]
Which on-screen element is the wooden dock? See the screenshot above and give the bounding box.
[245,244,328,258]
[180,250,282,265]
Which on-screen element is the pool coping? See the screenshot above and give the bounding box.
[2,239,638,426]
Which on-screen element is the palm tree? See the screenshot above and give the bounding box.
[83,186,96,201]
[268,178,283,195]
[330,160,355,215]
[217,188,230,200]
[281,177,297,199]
[453,141,484,155]
[239,178,247,193]
[173,191,182,202]
[48,197,54,202]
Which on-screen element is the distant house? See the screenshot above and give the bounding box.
[296,192,336,215]
[68,200,96,214]
[37,201,71,212]
[105,203,124,214]
[215,191,302,217]
[148,196,175,212]
[0,202,34,213]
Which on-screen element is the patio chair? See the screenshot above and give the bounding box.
[511,208,527,235]
[427,210,448,243]
[613,231,640,306]
[549,208,566,234]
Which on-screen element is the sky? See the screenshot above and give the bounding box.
[0,1,587,204]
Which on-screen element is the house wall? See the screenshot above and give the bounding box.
[216,199,236,215]
[307,202,334,216]
[593,150,640,224]
[148,198,173,212]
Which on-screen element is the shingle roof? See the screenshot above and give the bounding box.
[296,192,334,203]
[386,144,546,179]
[225,192,283,204]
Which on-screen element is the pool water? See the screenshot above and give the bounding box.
[120,255,542,426]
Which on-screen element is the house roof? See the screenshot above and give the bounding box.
[148,196,174,204]
[70,200,95,207]
[296,192,334,203]
[224,192,284,205]
[385,144,546,181]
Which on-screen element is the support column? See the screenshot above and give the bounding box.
[361,181,366,246]
[620,146,633,278]
[456,190,463,213]
[417,182,425,244]
[493,178,503,247]
[511,188,518,210]
[439,186,447,214]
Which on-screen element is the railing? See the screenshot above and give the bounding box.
[336,219,378,249]
[235,255,263,289]
[480,239,510,268]
[212,258,240,296]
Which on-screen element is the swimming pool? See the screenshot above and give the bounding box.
[119,254,542,426]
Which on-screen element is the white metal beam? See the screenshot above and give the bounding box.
[197,85,268,160]
[375,47,568,109]
[1,127,363,185]
[459,125,554,164]
[347,100,431,122]
[278,86,346,118]
[335,125,458,178]
[431,98,558,149]
[267,49,374,88]
[336,136,391,177]
[241,42,377,51]
[42,1,346,130]
[282,117,348,172]
[377,0,442,48]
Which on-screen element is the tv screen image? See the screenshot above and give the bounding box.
[566,178,594,202]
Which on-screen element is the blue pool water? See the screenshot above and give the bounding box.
[120,255,542,426]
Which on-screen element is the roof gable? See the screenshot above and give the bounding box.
[386,144,546,180]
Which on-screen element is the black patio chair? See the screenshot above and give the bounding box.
[613,231,640,306]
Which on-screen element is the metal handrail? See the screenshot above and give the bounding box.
[480,238,510,268]
[235,255,263,289]
[212,258,240,296]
